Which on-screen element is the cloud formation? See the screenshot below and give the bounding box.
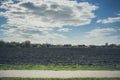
[0,0,98,44]
[57,27,120,45]
[82,28,120,45]
[1,0,97,27]
[58,28,71,32]
[86,28,117,37]
[97,13,120,24]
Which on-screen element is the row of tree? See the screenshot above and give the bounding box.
[0,40,120,48]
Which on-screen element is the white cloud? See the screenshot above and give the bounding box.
[55,35,120,45]
[1,0,98,28]
[97,12,120,24]
[80,35,120,45]
[58,28,71,32]
[57,28,120,45]
[97,17,120,24]
[0,0,98,44]
[117,11,120,16]
[3,27,67,44]
[117,13,120,16]
[86,28,116,37]
[79,28,120,45]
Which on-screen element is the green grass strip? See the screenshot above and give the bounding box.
[0,78,120,80]
[0,64,120,70]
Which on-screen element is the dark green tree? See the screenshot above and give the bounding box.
[21,40,31,48]
[0,40,5,48]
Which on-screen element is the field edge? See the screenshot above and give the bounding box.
[0,64,120,70]
[0,78,120,80]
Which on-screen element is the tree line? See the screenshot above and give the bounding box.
[0,40,120,48]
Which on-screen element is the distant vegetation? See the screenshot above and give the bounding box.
[0,40,120,48]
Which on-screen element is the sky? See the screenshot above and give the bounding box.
[0,0,120,45]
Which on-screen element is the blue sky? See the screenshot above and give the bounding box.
[0,0,120,45]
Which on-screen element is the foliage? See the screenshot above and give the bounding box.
[0,40,120,48]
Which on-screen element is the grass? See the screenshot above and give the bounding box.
[0,78,120,80]
[0,64,120,70]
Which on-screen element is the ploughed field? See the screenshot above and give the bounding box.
[0,48,120,66]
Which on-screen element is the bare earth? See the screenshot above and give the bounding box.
[0,70,120,78]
